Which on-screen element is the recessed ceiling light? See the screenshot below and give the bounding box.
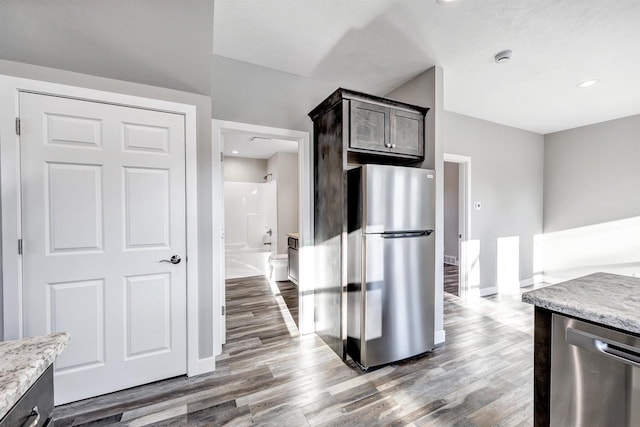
[577,79,599,88]
[231,150,239,154]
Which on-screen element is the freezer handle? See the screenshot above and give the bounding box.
[380,230,434,238]
[566,326,640,368]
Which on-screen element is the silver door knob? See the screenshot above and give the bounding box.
[160,255,181,264]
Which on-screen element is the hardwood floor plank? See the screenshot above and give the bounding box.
[54,274,539,426]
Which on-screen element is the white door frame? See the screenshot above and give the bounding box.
[211,119,313,355]
[0,75,204,376]
[443,153,471,298]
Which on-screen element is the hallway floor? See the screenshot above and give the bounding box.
[444,263,459,296]
[53,276,536,426]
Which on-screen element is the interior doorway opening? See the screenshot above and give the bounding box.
[443,161,460,296]
[212,120,312,357]
[443,153,471,298]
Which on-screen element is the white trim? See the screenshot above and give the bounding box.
[211,120,313,357]
[519,278,534,287]
[542,275,564,285]
[443,255,458,266]
[479,286,498,297]
[443,153,471,299]
[434,329,446,346]
[196,356,216,374]
[0,75,202,377]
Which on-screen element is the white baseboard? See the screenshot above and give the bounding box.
[519,278,534,287]
[444,255,458,266]
[434,329,446,346]
[192,356,216,376]
[479,286,498,297]
[542,275,564,284]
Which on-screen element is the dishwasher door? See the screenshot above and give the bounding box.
[551,314,640,426]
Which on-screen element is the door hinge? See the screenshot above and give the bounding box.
[221,306,225,316]
[18,239,23,255]
[220,152,224,162]
[15,117,20,135]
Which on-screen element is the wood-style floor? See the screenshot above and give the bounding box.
[444,263,459,296]
[53,275,538,426]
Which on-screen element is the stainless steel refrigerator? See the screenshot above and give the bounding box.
[347,164,435,369]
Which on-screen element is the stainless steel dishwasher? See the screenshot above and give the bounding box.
[551,314,640,426]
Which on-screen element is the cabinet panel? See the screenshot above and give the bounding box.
[350,101,388,152]
[0,366,53,427]
[390,109,424,157]
[288,246,299,284]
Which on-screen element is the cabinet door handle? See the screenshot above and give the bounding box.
[22,406,40,427]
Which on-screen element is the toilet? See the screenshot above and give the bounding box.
[268,254,289,282]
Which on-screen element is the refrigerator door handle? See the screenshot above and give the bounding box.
[380,230,434,238]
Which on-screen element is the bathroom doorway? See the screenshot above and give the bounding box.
[212,120,312,354]
[223,157,280,280]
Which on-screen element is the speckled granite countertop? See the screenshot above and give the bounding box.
[0,333,69,420]
[522,272,640,334]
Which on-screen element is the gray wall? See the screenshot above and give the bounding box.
[0,0,213,95]
[267,153,299,254]
[0,59,215,359]
[543,114,640,280]
[443,111,544,292]
[443,162,459,261]
[223,157,267,183]
[212,55,336,132]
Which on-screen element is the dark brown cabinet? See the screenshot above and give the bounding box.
[308,88,428,162]
[349,100,388,152]
[308,88,429,359]
[390,108,424,157]
[349,98,425,159]
[287,235,299,284]
[0,366,53,427]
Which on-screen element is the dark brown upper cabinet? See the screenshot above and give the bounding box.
[309,88,428,163]
[390,108,424,157]
[350,100,389,152]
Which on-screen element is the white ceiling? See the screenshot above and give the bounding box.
[213,0,640,134]
[0,0,213,95]
[223,131,299,159]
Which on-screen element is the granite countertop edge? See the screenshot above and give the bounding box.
[0,332,70,420]
[522,272,640,335]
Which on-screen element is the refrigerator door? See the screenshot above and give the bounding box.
[362,164,435,233]
[358,232,435,368]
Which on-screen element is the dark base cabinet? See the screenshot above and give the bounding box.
[287,235,299,284]
[0,365,54,427]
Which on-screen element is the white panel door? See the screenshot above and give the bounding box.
[19,92,187,404]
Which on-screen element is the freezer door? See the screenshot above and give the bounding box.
[362,164,435,233]
[360,232,435,368]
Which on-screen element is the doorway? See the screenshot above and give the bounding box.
[19,92,188,404]
[443,161,460,296]
[212,120,312,355]
[443,153,471,298]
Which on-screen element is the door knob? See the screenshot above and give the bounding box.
[160,255,181,264]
